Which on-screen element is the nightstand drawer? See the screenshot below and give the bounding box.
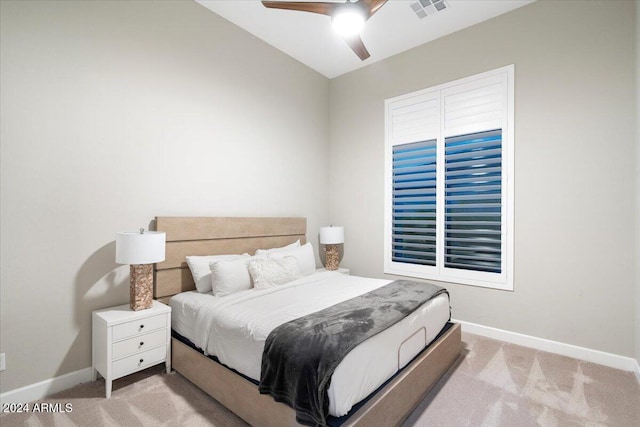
[112,329,166,360]
[112,314,166,341]
[112,346,166,379]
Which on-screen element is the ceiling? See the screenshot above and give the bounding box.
[196,0,535,79]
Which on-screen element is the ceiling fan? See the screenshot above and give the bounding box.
[261,0,388,61]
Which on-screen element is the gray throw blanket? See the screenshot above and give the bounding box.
[258,280,449,427]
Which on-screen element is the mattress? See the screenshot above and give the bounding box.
[169,271,450,417]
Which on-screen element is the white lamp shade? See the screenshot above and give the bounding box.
[319,226,344,245]
[115,231,166,265]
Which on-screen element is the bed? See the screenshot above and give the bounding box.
[153,216,461,427]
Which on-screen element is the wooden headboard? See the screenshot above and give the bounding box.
[153,217,306,303]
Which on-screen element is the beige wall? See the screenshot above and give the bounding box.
[329,0,637,357]
[0,0,329,392]
[636,0,640,368]
[1,0,638,396]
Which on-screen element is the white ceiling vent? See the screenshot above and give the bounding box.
[410,0,449,19]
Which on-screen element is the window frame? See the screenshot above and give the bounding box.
[384,65,514,291]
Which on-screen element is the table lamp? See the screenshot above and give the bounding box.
[319,226,344,271]
[116,229,166,311]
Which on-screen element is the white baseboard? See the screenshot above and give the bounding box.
[2,323,639,402]
[0,367,93,405]
[454,319,640,375]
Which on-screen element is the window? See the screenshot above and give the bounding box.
[384,65,514,290]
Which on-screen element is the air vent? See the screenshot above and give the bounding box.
[410,0,449,19]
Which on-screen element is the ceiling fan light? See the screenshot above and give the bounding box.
[332,10,365,37]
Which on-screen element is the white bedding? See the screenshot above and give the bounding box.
[169,271,450,417]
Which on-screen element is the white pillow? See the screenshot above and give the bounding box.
[210,257,253,297]
[255,239,300,255]
[268,242,316,276]
[186,254,249,293]
[248,256,302,290]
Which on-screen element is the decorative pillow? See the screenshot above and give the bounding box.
[248,256,302,290]
[255,239,300,255]
[268,242,316,276]
[210,257,253,297]
[186,254,249,293]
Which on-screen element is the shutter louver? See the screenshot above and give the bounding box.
[391,98,439,144]
[392,139,437,266]
[444,129,502,273]
[443,77,504,137]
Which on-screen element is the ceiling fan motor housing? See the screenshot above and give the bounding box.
[332,2,368,37]
[261,0,389,61]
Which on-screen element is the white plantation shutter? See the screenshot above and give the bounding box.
[443,74,505,137]
[392,139,438,266]
[390,95,439,144]
[444,129,502,273]
[388,94,440,274]
[385,65,514,291]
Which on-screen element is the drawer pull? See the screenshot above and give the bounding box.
[112,346,166,379]
[112,329,165,359]
[139,325,144,330]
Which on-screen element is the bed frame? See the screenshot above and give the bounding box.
[153,216,461,427]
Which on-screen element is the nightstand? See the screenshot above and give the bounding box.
[316,267,350,275]
[92,300,171,398]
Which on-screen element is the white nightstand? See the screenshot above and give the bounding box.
[316,267,350,275]
[92,300,171,398]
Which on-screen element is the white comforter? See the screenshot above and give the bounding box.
[170,271,450,417]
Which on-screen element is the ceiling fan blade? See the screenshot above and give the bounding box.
[361,0,388,18]
[343,34,370,60]
[262,1,383,61]
[261,1,336,16]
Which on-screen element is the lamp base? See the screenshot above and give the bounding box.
[325,244,340,271]
[130,264,153,311]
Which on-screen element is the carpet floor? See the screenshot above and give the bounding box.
[2,332,639,426]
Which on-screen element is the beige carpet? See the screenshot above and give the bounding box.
[2,333,639,427]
